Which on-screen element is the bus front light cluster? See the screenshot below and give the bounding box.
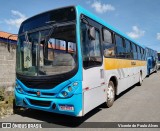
[62,91,68,97]
[15,83,24,94]
[68,86,72,92]
[57,82,79,98]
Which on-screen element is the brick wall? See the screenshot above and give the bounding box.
[0,42,16,88]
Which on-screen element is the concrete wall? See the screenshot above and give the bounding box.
[0,42,16,88]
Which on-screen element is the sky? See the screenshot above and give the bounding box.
[0,0,160,51]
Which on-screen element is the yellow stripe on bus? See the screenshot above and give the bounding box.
[104,58,146,70]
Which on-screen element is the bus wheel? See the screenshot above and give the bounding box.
[147,69,150,77]
[13,99,21,114]
[137,72,142,86]
[106,81,115,108]
[155,66,158,73]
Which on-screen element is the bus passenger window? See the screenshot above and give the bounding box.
[104,47,115,57]
[131,43,138,60]
[103,28,115,57]
[137,46,141,60]
[103,29,112,43]
[125,40,132,59]
[115,35,126,58]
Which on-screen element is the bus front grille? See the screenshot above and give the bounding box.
[26,91,55,96]
[29,99,51,107]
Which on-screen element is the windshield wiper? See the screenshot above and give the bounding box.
[45,20,56,24]
[45,21,75,40]
[42,21,76,61]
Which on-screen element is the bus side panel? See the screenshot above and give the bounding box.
[82,67,106,115]
[104,69,129,95]
[104,66,146,95]
[104,58,147,95]
[83,85,106,115]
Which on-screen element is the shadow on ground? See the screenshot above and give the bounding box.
[13,81,146,127]
[14,105,102,127]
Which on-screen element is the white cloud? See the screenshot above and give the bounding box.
[127,26,145,39]
[5,10,27,28]
[91,1,115,14]
[157,33,160,41]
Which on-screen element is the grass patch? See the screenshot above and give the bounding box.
[0,88,5,101]
[0,88,14,118]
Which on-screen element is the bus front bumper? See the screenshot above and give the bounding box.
[14,89,82,117]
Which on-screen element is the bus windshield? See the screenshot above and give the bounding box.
[16,24,77,76]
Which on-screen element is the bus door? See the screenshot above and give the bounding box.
[81,18,106,114]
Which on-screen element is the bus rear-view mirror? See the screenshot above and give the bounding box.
[88,27,96,40]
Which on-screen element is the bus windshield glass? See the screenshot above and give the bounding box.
[16,24,77,76]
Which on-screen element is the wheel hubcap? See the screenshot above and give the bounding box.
[107,85,114,102]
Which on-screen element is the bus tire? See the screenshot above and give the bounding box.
[106,81,115,108]
[147,68,150,77]
[155,66,158,73]
[137,72,142,86]
[13,99,21,114]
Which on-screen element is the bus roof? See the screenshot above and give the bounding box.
[19,5,156,51]
[76,5,144,48]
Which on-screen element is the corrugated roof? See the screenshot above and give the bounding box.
[0,31,17,41]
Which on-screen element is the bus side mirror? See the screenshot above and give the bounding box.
[88,27,96,40]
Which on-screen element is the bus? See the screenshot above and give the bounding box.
[14,5,150,117]
[145,47,158,76]
[157,52,160,69]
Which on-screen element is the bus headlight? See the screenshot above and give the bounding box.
[16,87,24,94]
[73,82,78,86]
[68,86,72,92]
[57,82,79,98]
[62,91,68,97]
[15,83,24,94]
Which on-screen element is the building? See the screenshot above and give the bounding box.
[0,31,17,88]
[0,31,17,44]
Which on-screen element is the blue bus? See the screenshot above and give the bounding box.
[13,5,157,117]
[157,52,160,69]
[145,47,158,76]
